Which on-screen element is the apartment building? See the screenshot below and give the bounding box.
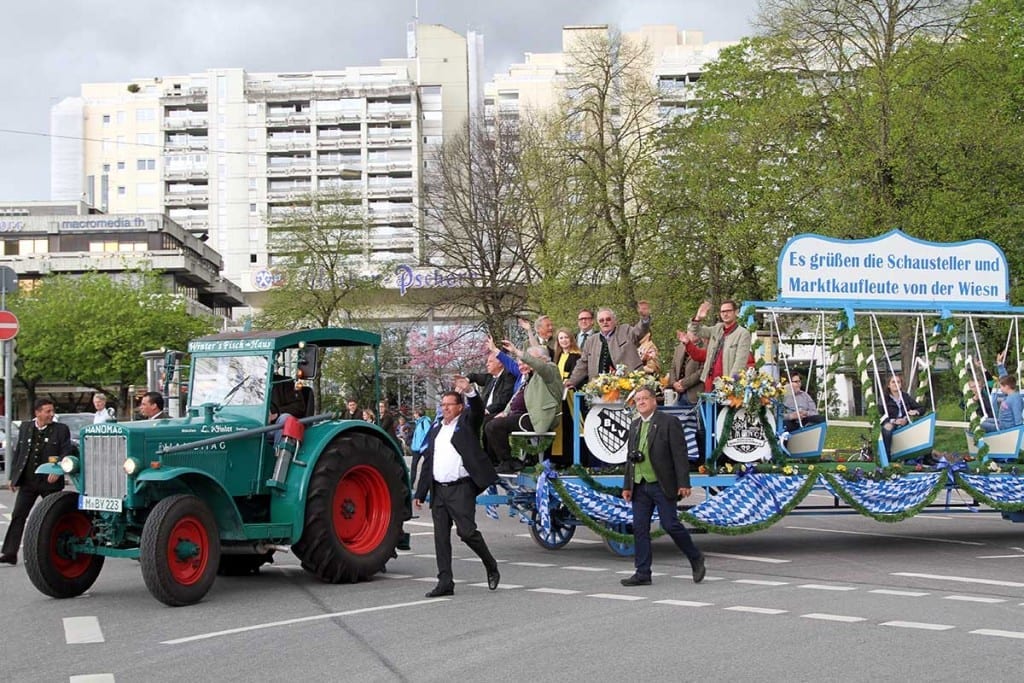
[50,24,476,304]
[483,24,737,123]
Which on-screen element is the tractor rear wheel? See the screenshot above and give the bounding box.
[24,491,105,599]
[292,433,408,583]
[140,494,220,606]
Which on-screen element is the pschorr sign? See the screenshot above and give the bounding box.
[393,264,478,296]
[778,230,1010,309]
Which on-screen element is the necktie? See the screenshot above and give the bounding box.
[599,335,612,374]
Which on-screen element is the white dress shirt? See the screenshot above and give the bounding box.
[432,418,470,483]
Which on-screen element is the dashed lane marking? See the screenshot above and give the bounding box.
[734,579,789,587]
[943,595,1007,604]
[879,621,955,631]
[509,562,556,568]
[161,599,446,645]
[671,575,725,581]
[405,521,434,528]
[615,570,667,576]
[892,572,1024,588]
[561,566,609,572]
[970,628,1024,640]
[800,613,867,623]
[870,589,930,597]
[412,577,467,584]
[69,675,115,682]
[976,553,1024,559]
[724,606,787,615]
[654,599,712,608]
[63,616,105,644]
[410,531,433,537]
[377,574,413,580]
[705,551,790,564]
[588,593,646,601]
[786,525,985,546]
[528,588,581,595]
[468,582,523,590]
[798,584,857,592]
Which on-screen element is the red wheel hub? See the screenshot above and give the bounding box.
[49,512,93,579]
[331,465,391,554]
[166,515,209,585]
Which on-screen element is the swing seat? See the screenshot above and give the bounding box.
[782,421,827,459]
[878,412,936,464]
[976,425,1024,462]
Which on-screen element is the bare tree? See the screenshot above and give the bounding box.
[420,117,537,337]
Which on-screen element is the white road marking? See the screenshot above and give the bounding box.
[63,616,104,644]
[892,572,1024,588]
[725,606,787,615]
[880,621,955,631]
[69,675,115,683]
[671,575,725,581]
[798,584,857,592]
[588,593,646,601]
[870,589,930,597]
[705,551,790,564]
[566,538,603,545]
[787,525,985,546]
[801,613,866,623]
[654,600,712,607]
[510,562,556,568]
[528,588,580,595]
[976,553,1024,559]
[970,628,1024,640]
[468,582,522,590]
[409,531,433,537]
[413,577,466,584]
[405,521,434,528]
[162,599,445,645]
[943,595,1006,604]
[413,553,436,559]
[734,579,789,586]
[615,570,667,576]
[377,574,413,580]
[561,566,608,572]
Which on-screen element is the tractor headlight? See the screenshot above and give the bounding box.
[123,457,143,475]
[59,456,79,474]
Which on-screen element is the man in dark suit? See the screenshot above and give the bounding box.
[467,353,516,419]
[139,391,169,420]
[619,386,705,586]
[1,398,73,565]
[413,377,500,597]
[566,301,652,389]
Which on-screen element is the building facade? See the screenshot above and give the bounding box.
[50,24,475,304]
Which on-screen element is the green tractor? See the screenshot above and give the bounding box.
[22,328,411,606]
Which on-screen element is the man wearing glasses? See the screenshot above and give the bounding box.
[413,377,500,598]
[687,300,752,392]
[576,308,596,348]
[566,301,652,390]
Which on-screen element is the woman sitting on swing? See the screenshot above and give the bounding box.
[881,374,922,458]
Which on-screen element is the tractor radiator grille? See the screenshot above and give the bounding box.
[83,435,129,500]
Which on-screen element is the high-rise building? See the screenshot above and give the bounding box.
[51,24,475,304]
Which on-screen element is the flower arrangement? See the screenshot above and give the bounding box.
[713,367,786,411]
[582,364,660,402]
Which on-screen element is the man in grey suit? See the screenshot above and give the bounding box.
[566,301,651,389]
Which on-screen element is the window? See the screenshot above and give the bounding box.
[102,114,111,125]
[116,111,126,124]
[249,203,257,213]
[102,164,111,173]
[136,108,156,122]
[19,238,48,254]
[137,182,157,196]
[137,159,156,170]
[250,254,258,263]
[117,161,125,170]
[117,186,126,196]
[137,132,156,145]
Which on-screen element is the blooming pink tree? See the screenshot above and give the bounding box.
[406,326,489,399]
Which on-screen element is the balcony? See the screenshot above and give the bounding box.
[162,115,209,131]
[267,163,313,177]
[266,188,312,202]
[165,137,209,151]
[160,87,208,106]
[316,134,362,150]
[266,137,312,152]
[266,112,312,127]
[163,167,209,180]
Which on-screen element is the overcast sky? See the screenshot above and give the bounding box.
[0,0,761,202]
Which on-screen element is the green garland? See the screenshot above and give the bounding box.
[821,471,947,523]
[952,473,1024,512]
[565,464,626,496]
[679,473,819,536]
[510,435,555,458]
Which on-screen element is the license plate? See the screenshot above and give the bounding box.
[79,495,123,513]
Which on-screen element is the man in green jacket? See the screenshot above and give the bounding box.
[486,342,564,473]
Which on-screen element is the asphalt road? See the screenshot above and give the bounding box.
[2,485,1024,682]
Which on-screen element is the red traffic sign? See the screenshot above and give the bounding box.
[0,310,19,340]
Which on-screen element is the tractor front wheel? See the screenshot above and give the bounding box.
[140,494,220,606]
[24,491,105,599]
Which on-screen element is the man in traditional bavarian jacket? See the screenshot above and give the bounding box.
[0,398,72,565]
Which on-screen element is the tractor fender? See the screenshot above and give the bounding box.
[273,421,409,542]
[135,467,246,540]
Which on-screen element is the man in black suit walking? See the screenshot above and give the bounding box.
[413,377,500,597]
[619,386,705,586]
[1,398,72,565]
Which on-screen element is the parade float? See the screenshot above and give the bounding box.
[483,231,1024,556]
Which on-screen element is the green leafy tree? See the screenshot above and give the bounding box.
[9,271,216,413]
